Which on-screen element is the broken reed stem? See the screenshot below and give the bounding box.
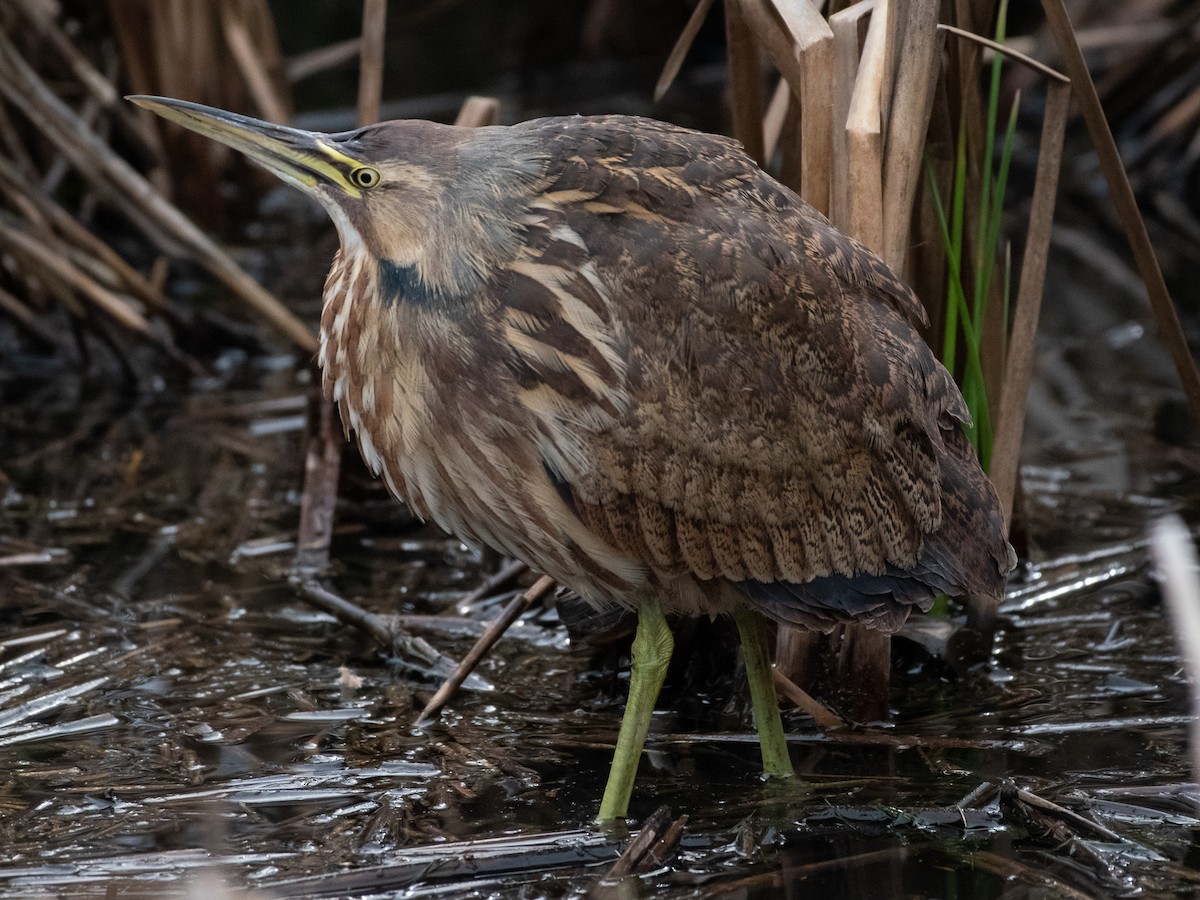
[358,0,388,125]
[767,0,834,215]
[606,806,687,877]
[291,0,383,592]
[845,0,888,248]
[292,384,343,575]
[725,0,766,165]
[293,0,391,581]
[829,0,877,233]
[990,80,1070,528]
[881,0,941,274]
[1039,0,1200,427]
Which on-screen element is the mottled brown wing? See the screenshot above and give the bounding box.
[499,116,1011,621]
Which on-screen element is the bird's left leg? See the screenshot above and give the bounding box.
[732,606,794,778]
[597,594,674,822]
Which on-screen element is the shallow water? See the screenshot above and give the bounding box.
[1,345,1198,898]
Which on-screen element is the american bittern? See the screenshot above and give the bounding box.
[131,96,1014,822]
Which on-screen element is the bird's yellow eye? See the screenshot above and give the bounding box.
[350,166,380,189]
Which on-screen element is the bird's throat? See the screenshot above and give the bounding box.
[377,258,457,309]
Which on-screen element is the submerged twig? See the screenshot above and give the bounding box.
[445,559,528,614]
[707,847,908,896]
[604,805,686,878]
[1006,784,1130,844]
[771,668,846,731]
[291,575,397,647]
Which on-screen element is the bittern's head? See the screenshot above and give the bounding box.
[129,96,532,290]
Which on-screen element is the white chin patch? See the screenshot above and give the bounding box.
[321,200,365,253]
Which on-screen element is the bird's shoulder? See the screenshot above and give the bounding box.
[492,114,928,333]
[517,114,750,174]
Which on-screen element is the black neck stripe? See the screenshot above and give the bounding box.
[378,259,450,308]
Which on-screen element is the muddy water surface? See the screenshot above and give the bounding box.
[1,343,1198,897]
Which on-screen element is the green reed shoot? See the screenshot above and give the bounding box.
[927,0,1019,471]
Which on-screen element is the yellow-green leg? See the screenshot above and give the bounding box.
[596,595,674,822]
[733,606,794,778]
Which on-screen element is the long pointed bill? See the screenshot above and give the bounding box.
[127,95,363,198]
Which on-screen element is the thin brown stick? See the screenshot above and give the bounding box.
[0,157,171,317]
[358,0,388,126]
[0,284,59,346]
[415,575,556,726]
[12,0,159,157]
[772,668,846,731]
[1040,0,1200,427]
[291,575,397,646]
[1011,785,1129,844]
[937,22,1068,83]
[14,0,119,105]
[990,80,1070,528]
[762,78,791,162]
[287,37,363,83]
[655,0,717,102]
[446,559,529,613]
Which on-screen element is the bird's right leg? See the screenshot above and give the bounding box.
[733,606,794,778]
[596,594,673,823]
